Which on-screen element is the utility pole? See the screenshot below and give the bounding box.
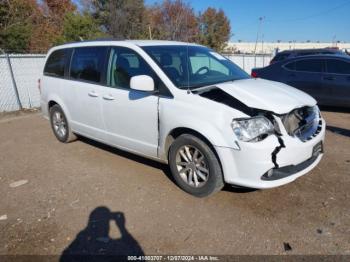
[254,17,264,67]
[148,25,153,40]
[332,35,337,47]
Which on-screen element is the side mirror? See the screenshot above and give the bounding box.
[130,75,155,92]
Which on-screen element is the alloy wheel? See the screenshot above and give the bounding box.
[175,145,210,188]
[52,111,67,139]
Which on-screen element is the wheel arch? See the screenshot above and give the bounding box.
[47,96,72,123]
[48,100,58,109]
[162,127,222,168]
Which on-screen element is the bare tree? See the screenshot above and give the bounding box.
[148,0,198,42]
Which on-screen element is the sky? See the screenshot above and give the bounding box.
[145,0,350,43]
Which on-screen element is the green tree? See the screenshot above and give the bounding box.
[198,8,231,51]
[0,0,38,52]
[147,0,198,41]
[56,12,105,44]
[90,0,146,39]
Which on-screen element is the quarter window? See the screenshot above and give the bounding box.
[327,59,350,74]
[295,59,324,73]
[70,47,107,83]
[44,49,69,77]
[273,53,290,62]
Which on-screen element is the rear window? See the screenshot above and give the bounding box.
[272,53,290,62]
[326,59,350,74]
[44,49,68,77]
[295,59,324,73]
[70,47,108,83]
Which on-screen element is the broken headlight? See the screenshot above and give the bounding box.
[232,116,275,142]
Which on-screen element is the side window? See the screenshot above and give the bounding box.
[327,59,350,74]
[108,47,157,89]
[273,53,290,62]
[44,49,68,77]
[284,61,295,71]
[70,47,107,83]
[295,59,324,73]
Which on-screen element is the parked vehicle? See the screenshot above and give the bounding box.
[252,55,350,108]
[270,48,345,64]
[40,40,325,197]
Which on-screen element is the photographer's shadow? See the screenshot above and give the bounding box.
[60,207,144,261]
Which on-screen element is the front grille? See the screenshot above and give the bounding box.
[281,106,322,142]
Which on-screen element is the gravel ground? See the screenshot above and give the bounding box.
[0,109,349,257]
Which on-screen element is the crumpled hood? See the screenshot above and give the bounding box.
[216,78,317,114]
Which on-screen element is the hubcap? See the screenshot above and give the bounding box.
[52,111,67,138]
[175,145,209,188]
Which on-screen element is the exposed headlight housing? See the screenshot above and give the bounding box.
[232,116,275,142]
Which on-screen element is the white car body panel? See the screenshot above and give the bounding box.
[216,78,317,114]
[40,40,326,190]
[101,88,158,157]
[69,81,106,140]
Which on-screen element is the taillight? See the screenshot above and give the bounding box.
[38,78,41,94]
[251,71,258,78]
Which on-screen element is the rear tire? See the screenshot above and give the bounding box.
[49,104,77,143]
[168,134,224,197]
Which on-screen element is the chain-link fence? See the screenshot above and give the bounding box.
[0,52,272,113]
[0,53,46,112]
[226,53,273,74]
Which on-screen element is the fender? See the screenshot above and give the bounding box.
[47,94,73,124]
[159,117,240,161]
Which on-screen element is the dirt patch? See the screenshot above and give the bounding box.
[0,109,349,256]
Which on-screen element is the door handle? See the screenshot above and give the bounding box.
[88,91,99,97]
[103,94,115,101]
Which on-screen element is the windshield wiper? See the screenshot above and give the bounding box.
[179,77,241,91]
[191,85,217,93]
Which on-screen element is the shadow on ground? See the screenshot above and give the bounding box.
[78,136,257,195]
[78,136,174,182]
[60,207,144,261]
[326,126,350,138]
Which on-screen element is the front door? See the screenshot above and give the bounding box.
[324,58,350,107]
[288,58,328,104]
[101,47,159,157]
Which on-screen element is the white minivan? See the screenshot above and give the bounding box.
[40,40,325,197]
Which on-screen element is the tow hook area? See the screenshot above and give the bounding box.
[271,136,285,169]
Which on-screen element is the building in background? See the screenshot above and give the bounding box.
[225,42,350,55]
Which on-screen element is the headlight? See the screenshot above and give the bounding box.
[231,116,275,142]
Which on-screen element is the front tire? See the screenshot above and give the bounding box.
[49,104,77,143]
[169,134,224,197]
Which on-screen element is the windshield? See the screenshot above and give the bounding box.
[142,45,250,89]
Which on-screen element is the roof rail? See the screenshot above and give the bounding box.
[63,37,125,45]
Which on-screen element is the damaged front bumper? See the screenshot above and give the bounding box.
[215,118,326,189]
